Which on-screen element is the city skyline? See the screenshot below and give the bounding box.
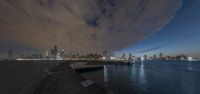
[0,0,199,58]
[0,1,200,94]
[0,0,182,57]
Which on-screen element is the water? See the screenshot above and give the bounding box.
[82,61,200,94]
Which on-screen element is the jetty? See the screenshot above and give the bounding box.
[70,62,104,73]
[0,60,114,94]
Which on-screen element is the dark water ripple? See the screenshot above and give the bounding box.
[82,61,200,94]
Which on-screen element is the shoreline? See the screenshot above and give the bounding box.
[0,60,114,94]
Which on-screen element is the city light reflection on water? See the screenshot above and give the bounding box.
[83,61,200,94]
[104,65,109,86]
[139,62,146,86]
[187,62,193,71]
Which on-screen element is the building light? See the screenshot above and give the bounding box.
[102,56,106,60]
[16,58,24,61]
[110,56,116,60]
[188,57,193,61]
[141,57,144,62]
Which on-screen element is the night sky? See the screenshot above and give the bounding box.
[117,0,200,57]
[0,0,199,57]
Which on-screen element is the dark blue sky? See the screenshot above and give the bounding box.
[117,0,200,57]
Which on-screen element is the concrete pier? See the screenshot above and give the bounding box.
[0,60,113,94]
[70,62,104,73]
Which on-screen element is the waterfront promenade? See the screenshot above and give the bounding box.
[0,60,113,94]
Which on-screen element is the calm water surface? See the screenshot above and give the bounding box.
[82,61,200,94]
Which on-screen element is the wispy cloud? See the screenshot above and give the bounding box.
[0,40,38,51]
[136,44,166,53]
[0,0,182,54]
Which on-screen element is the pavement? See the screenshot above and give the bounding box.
[0,60,113,94]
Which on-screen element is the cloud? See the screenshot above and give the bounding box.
[136,45,165,53]
[0,40,38,51]
[0,0,182,54]
[135,32,194,54]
